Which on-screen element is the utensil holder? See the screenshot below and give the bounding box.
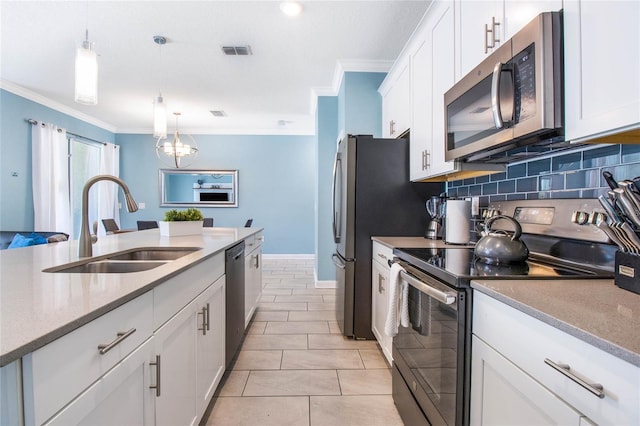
[614,251,640,295]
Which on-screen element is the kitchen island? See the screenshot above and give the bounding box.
[0,227,261,425]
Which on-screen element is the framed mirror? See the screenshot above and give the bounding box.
[159,169,238,207]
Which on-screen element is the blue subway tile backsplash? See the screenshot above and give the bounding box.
[446,144,640,206]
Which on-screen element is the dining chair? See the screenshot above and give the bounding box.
[102,219,119,234]
[244,219,253,227]
[137,220,159,230]
[203,218,214,227]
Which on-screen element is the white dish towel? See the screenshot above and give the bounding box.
[384,262,410,337]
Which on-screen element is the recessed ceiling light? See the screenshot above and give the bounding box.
[280,1,303,17]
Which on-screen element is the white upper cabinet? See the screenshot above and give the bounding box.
[380,60,411,138]
[455,0,562,79]
[410,0,457,180]
[564,0,640,142]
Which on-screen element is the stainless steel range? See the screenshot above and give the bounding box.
[391,199,616,426]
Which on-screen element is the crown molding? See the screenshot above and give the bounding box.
[1,79,118,133]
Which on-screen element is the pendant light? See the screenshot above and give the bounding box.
[74,29,98,105]
[153,35,167,139]
[156,112,199,168]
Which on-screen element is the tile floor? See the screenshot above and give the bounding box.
[203,258,404,426]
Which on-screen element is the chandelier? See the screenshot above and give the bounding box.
[155,113,198,168]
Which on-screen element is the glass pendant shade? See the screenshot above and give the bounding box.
[153,94,167,138]
[74,39,98,105]
[155,113,198,168]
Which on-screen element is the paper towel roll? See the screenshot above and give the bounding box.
[445,200,471,244]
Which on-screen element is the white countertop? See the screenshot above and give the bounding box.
[0,227,259,367]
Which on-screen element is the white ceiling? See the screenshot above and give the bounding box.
[1,1,430,135]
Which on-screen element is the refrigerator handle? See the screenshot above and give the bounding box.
[332,253,346,269]
[332,152,342,243]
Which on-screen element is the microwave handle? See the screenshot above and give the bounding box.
[491,61,504,130]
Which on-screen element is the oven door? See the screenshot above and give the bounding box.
[392,266,470,426]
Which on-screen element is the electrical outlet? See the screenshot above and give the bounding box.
[471,197,480,216]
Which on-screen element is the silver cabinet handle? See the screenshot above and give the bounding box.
[485,16,500,53]
[198,304,210,335]
[254,253,259,269]
[205,302,210,331]
[97,328,136,355]
[390,120,396,135]
[377,253,388,261]
[150,355,161,397]
[544,359,605,399]
[378,274,385,294]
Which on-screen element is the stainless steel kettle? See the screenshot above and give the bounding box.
[474,215,529,264]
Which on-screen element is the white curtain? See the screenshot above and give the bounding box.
[32,122,72,235]
[96,143,120,237]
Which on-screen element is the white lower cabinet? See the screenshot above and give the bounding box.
[44,337,155,425]
[471,335,582,425]
[472,291,640,426]
[244,232,263,328]
[371,241,393,365]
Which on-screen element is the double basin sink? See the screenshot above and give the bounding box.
[43,247,202,274]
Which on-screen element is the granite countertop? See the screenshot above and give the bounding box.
[0,227,260,367]
[471,279,640,367]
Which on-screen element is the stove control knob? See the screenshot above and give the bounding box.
[571,210,590,225]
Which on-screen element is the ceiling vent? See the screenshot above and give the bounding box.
[222,45,252,56]
[210,110,227,117]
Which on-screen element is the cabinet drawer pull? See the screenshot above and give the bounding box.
[377,253,388,261]
[97,328,136,355]
[150,355,161,397]
[198,304,210,335]
[544,358,605,399]
[378,275,385,294]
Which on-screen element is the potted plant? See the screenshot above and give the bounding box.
[159,208,204,236]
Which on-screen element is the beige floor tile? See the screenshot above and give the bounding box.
[307,302,336,311]
[309,395,403,426]
[264,282,309,289]
[281,350,364,370]
[275,295,324,303]
[243,370,340,396]
[265,321,329,335]
[259,295,276,302]
[359,349,389,369]
[253,311,289,322]
[288,311,336,321]
[246,321,267,335]
[232,350,282,370]
[205,396,309,426]
[337,369,392,395]
[259,302,308,311]
[308,334,379,350]
[292,288,336,295]
[323,295,336,303]
[243,334,308,350]
[217,370,250,396]
[261,288,293,296]
[328,321,342,334]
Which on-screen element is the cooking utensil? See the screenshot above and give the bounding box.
[614,222,640,254]
[619,180,640,212]
[602,171,619,190]
[474,215,529,264]
[612,188,640,228]
[597,220,626,251]
[597,195,620,223]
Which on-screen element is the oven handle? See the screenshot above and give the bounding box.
[399,270,456,305]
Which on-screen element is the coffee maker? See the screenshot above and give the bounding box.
[425,195,445,239]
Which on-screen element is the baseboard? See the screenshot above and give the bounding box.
[262,254,315,260]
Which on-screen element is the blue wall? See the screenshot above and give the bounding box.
[316,96,339,281]
[116,133,316,255]
[0,89,315,255]
[340,72,386,138]
[0,89,115,230]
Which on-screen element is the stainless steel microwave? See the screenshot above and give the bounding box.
[444,12,564,162]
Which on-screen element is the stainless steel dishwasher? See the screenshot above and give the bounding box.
[225,241,245,368]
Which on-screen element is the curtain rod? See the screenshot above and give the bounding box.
[26,118,108,146]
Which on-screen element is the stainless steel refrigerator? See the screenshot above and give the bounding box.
[331,135,442,339]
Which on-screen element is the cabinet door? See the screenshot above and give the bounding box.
[44,337,155,425]
[196,276,226,419]
[154,300,198,426]
[503,0,562,40]
[382,62,411,138]
[564,0,640,142]
[371,260,391,365]
[471,336,583,425]
[410,35,432,181]
[456,0,503,78]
